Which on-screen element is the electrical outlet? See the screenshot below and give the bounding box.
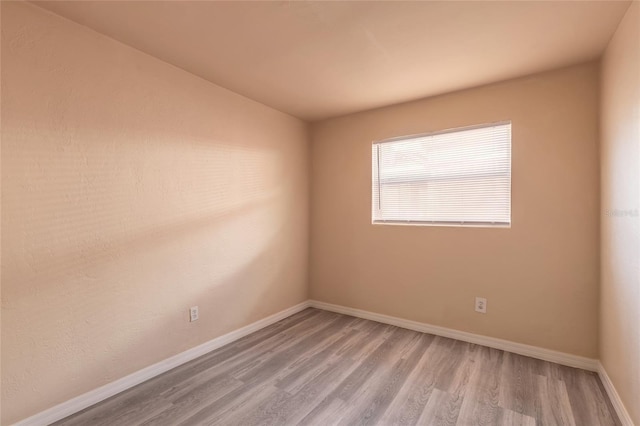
[190,306,199,322]
[475,297,487,314]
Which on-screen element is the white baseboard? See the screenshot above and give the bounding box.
[597,362,635,426]
[17,299,626,426]
[14,301,311,426]
[309,300,599,372]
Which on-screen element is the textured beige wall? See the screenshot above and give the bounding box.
[600,2,640,424]
[310,63,600,358]
[0,3,309,424]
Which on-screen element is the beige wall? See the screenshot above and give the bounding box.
[0,3,309,424]
[600,2,640,424]
[310,63,600,358]
[3,1,634,424]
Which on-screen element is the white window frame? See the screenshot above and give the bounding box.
[372,121,512,228]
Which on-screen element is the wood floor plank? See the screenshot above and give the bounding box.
[208,385,291,426]
[497,407,537,426]
[336,333,432,425]
[333,321,396,363]
[331,327,417,403]
[377,335,441,425]
[415,388,462,426]
[137,375,244,426]
[55,308,622,426]
[228,350,359,425]
[459,344,503,411]
[536,374,577,426]
[295,326,417,424]
[232,314,357,384]
[456,397,503,426]
[560,368,621,426]
[498,351,540,417]
[175,316,357,425]
[295,397,350,426]
[274,328,362,393]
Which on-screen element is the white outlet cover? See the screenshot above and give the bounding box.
[190,306,199,322]
[475,297,487,314]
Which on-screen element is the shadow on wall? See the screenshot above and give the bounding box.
[1,3,307,421]
[1,136,301,420]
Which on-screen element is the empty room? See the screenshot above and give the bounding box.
[1,0,639,425]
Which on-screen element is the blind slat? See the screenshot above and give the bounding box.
[372,122,511,225]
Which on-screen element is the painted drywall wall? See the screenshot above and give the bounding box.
[310,63,600,358]
[0,2,309,424]
[600,2,640,424]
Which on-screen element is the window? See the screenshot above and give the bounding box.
[372,122,511,226]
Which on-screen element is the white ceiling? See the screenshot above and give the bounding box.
[34,1,631,121]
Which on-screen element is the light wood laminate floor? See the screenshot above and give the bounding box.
[55,308,620,426]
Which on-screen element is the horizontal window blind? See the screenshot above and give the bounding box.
[372,122,511,226]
